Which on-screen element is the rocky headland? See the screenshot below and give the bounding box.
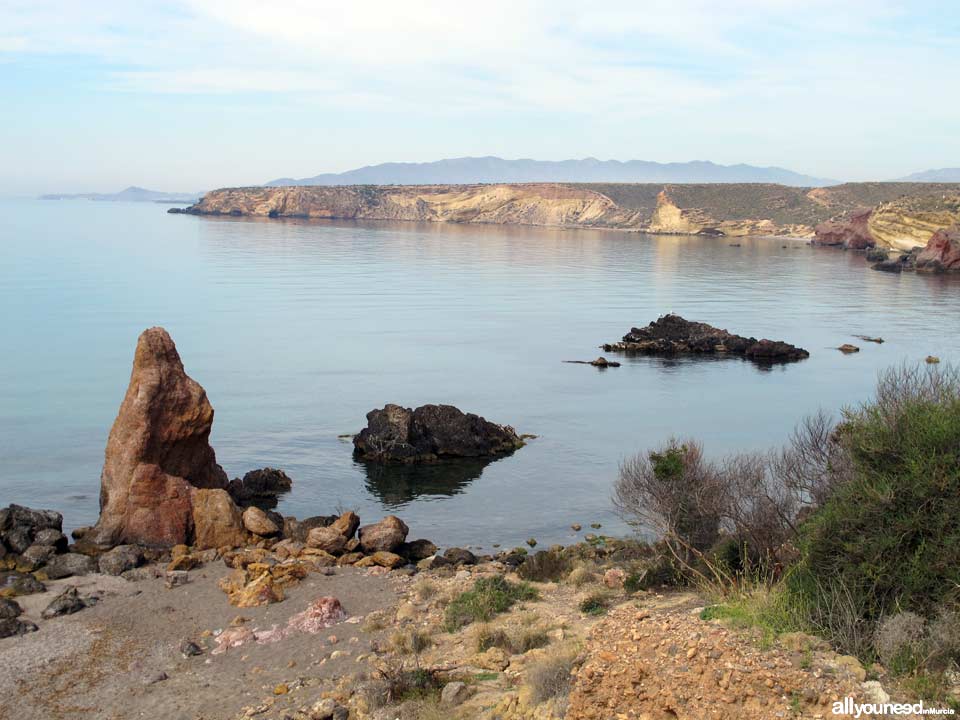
[172,181,960,241]
[602,314,810,363]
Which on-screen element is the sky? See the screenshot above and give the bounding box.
[1,0,958,194]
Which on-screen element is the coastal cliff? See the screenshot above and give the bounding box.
[178,182,960,240]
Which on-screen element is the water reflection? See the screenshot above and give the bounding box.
[358,455,507,507]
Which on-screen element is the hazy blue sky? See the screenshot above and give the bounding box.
[2,0,958,194]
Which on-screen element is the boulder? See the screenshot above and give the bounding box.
[399,539,438,562]
[284,515,337,544]
[368,551,405,569]
[0,570,45,597]
[813,208,876,249]
[443,547,477,566]
[192,489,247,550]
[242,506,280,537]
[0,618,38,638]
[98,545,144,576]
[39,552,97,580]
[42,586,98,619]
[441,680,471,706]
[330,511,360,539]
[0,504,63,555]
[88,328,230,549]
[353,404,525,463]
[17,544,56,572]
[357,516,409,554]
[915,226,960,273]
[603,315,809,363]
[305,527,349,555]
[227,468,293,507]
[0,597,22,619]
[34,529,68,552]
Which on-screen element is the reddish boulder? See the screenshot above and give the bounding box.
[813,207,876,250]
[88,328,230,549]
[915,226,960,273]
[358,516,409,554]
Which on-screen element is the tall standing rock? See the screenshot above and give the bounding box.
[88,328,229,548]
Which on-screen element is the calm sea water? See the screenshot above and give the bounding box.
[2,198,958,550]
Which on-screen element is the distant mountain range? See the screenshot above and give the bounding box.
[40,186,201,203]
[894,168,960,182]
[266,156,838,188]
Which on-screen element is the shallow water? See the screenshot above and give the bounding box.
[2,198,958,550]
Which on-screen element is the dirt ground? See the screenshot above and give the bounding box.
[2,565,400,720]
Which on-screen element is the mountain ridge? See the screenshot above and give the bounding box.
[40,186,201,203]
[266,156,838,188]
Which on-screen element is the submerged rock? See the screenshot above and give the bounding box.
[88,327,231,549]
[353,404,524,463]
[603,314,809,363]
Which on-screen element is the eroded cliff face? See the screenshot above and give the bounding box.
[868,197,960,251]
[180,182,960,241]
[187,184,640,229]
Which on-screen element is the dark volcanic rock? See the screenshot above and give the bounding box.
[400,539,438,562]
[0,504,64,555]
[813,207,876,249]
[443,547,478,566]
[0,597,22,619]
[42,586,98,619]
[88,327,231,549]
[227,468,293,508]
[0,570,45,597]
[18,544,57,571]
[915,226,960,273]
[0,618,38,638]
[353,404,525,463]
[40,553,97,580]
[603,314,809,363]
[98,545,144,576]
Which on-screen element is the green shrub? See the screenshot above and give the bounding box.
[579,591,612,616]
[443,576,539,631]
[792,365,960,622]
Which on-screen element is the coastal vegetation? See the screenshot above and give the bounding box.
[615,363,960,708]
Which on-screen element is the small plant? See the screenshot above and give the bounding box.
[623,570,646,593]
[526,648,580,704]
[566,562,598,588]
[361,610,389,633]
[390,628,433,655]
[517,550,571,583]
[579,592,611,616]
[443,576,539,631]
[474,623,549,653]
[412,578,437,602]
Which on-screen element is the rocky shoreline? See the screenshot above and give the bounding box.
[170,181,960,242]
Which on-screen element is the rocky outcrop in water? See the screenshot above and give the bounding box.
[813,207,876,249]
[87,327,234,549]
[915,226,960,273]
[353,404,524,463]
[227,468,293,509]
[603,315,809,363]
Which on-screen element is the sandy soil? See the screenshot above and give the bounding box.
[1,564,401,720]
